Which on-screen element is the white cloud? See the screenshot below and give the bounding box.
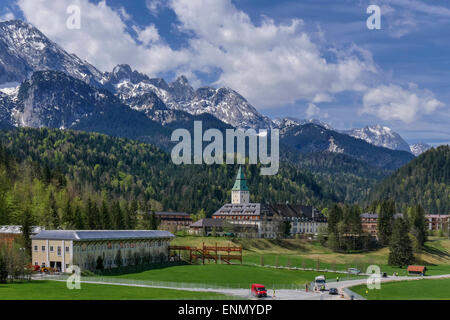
[305,103,320,118]
[361,84,445,123]
[133,24,160,47]
[14,0,444,124]
[17,0,190,75]
[375,0,450,38]
[169,0,375,108]
[146,0,165,16]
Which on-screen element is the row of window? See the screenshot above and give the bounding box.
[73,241,168,252]
[33,245,70,256]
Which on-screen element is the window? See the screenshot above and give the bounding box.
[57,246,61,256]
[42,246,45,252]
[34,262,38,266]
[66,247,69,253]
[50,246,54,252]
[34,245,38,251]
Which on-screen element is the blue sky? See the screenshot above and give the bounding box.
[1,0,449,145]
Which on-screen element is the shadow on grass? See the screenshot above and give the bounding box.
[231,238,310,252]
[422,245,450,259]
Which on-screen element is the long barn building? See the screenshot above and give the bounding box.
[31,230,174,272]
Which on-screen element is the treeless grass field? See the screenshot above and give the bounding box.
[0,280,229,300]
[171,235,450,276]
[350,278,450,300]
[100,263,361,289]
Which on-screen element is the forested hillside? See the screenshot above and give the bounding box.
[0,128,338,229]
[366,146,450,214]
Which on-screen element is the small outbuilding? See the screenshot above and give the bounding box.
[407,265,427,276]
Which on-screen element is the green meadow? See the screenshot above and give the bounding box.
[350,278,450,300]
[0,280,228,300]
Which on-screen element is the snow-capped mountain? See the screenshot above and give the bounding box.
[13,70,119,128]
[104,64,273,129]
[280,123,414,170]
[409,143,432,156]
[342,125,411,153]
[274,117,334,132]
[0,20,104,86]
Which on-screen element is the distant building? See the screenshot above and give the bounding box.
[361,213,404,238]
[0,225,44,248]
[269,204,327,236]
[155,212,192,231]
[189,218,225,236]
[212,167,326,238]
[425,214,449,231]
[31,230,174,272]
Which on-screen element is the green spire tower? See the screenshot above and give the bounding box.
[231,166,250,204]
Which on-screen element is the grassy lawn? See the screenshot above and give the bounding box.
[171,235,450,276]
[99,263,359,289]
[0,280,229,300]
[350,278,450,300]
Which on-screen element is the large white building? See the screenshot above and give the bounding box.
[31,230,174,272]
[212,167,327,238]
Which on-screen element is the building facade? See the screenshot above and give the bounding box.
[0,225,44,248]
[425,214,449,231]
[270,204,327,236]
[31,230,174,272]
[212,167,326,238]
[155,212,192,231]
[361,213,404,238]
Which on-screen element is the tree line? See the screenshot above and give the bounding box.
[326,200,428,267]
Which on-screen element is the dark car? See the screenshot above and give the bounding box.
[329,288,338,295]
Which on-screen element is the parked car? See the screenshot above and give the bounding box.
[347,268,361,275]
[251,284,267,298]
[329,288,338,295]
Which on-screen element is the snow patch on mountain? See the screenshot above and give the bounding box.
[409,143,432,156]
[327,136,344,153]
[343,125,411,153]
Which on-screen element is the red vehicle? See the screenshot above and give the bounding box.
[251,284,267,298]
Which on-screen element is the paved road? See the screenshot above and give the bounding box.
[34,273,450,300]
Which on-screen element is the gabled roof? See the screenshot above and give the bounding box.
[32,230,174,241]
[407,265,426,272]
[232,166,249,191]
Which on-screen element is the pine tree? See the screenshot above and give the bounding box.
[410,204,427,248]
[148,211,159,230]
[388,217,415,267]
[112,201,125,230]
[48,192,60,228]
[73,205,84,229]
[127,200,138,230]
[20,208,34,256]
[62,199,72,227]
[378,200,395,246]
[100,199,110,230]
[327,204,342,235]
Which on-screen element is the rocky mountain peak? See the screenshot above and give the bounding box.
[409,142,432,156]
[343,125,411,153]
[108,64,149,85]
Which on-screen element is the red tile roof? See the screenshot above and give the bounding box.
[407,265,426,272]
